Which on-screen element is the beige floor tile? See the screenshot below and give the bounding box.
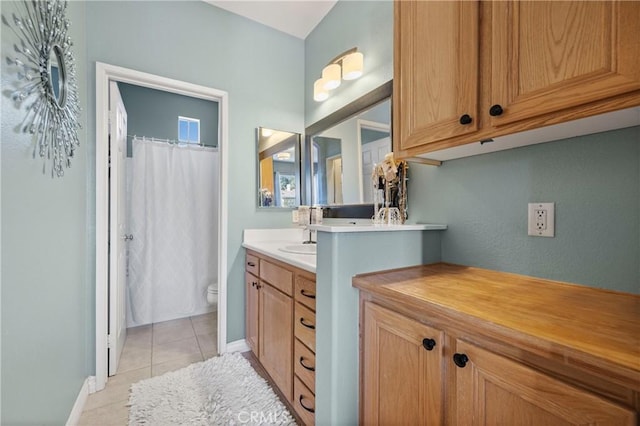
[117,345,151,373]
[126,324,151,336]
[152,317,191,331]
[124,330,152,350]
[110,366,151,387]
[151,352,203,377]
[78,400,129,426]
[202,351,218,361]
[196,332,218,356]
[191,311,216,322]
[192,317,217,336]
[152,335,201,364]
[152,321,195,346]
[83,381,132,412]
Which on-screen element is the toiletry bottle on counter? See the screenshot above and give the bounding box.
[298,205,310,226]
[311,206,323,225]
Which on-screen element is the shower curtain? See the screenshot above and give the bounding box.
[127,137,219,327]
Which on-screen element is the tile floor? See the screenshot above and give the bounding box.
[77,312,217,425]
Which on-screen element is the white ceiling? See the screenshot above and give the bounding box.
[205,0,337,39]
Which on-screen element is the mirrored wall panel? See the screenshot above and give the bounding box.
[257,127,301,208]
[310,99,390,205]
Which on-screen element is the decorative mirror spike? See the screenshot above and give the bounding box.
[3,0,80,178]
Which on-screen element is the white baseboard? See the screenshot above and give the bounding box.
[225,339,250,353]
[66,376,92,425]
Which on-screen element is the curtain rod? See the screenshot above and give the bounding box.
[128,134,213,148]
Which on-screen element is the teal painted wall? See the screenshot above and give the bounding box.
[305,1,393,126]
[118,82,219,157]
[409,127,640,294]
[84,1,305,356]
[1,1,90,423]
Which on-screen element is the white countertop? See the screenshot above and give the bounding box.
[242,228,316,273]
[308,223,447,233]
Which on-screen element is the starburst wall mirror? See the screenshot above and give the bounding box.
[3,0,81,178]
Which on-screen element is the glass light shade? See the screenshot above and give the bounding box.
[314,78,329,102]
[342,51,364,80]
[322,63,341,90]
[261,128,273,137]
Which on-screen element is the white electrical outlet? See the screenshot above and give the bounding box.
[528,202,555,237]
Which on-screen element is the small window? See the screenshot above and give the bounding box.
[178,116,200,144]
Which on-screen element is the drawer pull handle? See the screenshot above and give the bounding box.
[299,395,315,413]
[247,261,256,267]
[300,318,315,330]
[299,356,315,372]
[251,281,258,287]
[453,353,469,368]
[300,289,316,299]
[422,338,436,351]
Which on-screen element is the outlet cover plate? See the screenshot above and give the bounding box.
[528,202,555,237]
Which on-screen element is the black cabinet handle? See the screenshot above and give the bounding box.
[422,338,436,351]
[459,114,473,125]
[299,395,315,413]
[489,104,504,116]
[300,289,316,299]
[299,356,315,372]
[300,318,315,330]
[256,283,262,290]
[453,353,469,368]
[247,261,256,267]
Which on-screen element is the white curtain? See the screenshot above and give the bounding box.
[127,137,219,327]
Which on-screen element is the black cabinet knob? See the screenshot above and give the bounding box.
[459,114,473,125]
[453,353,469,368]
[489,104,504,116]
[422,338,436,351]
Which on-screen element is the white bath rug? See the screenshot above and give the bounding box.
[128,352,296,425]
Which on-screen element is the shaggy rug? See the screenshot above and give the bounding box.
[128,352,296,425]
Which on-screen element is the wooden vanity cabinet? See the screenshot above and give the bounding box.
[394,0,640,158]
[245,250,317,425]
[355,264,640,425]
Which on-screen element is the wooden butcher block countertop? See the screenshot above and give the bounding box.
[352,263,640,390]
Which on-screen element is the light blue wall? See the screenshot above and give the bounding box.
[315,230,442,425]
[1,1,90,423]
[118,82,219,156]
[84,1,305,355]
[305,1,393,126]
[409,126,640,293]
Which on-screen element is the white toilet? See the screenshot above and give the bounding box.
[207,283,218,307]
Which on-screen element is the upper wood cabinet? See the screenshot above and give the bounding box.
[393,1,480,149]
[490,1,640,126]
[394,0,640,158]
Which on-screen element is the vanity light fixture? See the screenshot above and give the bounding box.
[313,47,364,102]
[261,128,273,137]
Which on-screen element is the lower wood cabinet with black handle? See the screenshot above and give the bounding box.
[355,263,639,425]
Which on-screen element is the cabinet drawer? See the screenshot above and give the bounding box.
[294,302,316,352]
[294,338,315,392]
[260,259,293,296]
[246,253,259,276]
[295,275,316,311]
[294,375,315,426]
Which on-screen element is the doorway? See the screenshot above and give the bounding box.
[95,62,229,391]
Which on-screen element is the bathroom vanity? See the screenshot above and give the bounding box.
[243,223,447,425]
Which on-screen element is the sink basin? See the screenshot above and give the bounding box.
[279,244,317,255]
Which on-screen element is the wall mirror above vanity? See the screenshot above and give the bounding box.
[256,127,301,209]
[304,81,393,215]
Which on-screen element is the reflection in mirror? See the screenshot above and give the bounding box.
[257,127,301,208]
[48,45,66,108]
[311,99,390,205]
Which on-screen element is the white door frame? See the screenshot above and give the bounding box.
[95,62,229,391]
[356,119,390,202]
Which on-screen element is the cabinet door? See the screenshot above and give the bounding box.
[394,0,479,151]
[453,340,636,425]
[259,283,293,402]
[245,272,259,355]
[491,1,640,126]
[362,302,444,425]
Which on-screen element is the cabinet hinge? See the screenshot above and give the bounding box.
[107,334,114,349]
